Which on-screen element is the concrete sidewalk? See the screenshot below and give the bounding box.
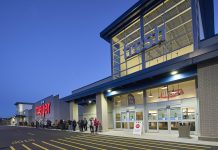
[96,130,218,146]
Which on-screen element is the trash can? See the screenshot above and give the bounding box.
[178,123,190,138]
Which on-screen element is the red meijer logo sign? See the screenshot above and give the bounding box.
[35,102,51,116]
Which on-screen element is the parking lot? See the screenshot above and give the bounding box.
[0,126,217,150]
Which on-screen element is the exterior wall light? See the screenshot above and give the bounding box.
[161,85,167,89]
[107,89,112,92]
[171,71,178,75]
[88,100,92,104]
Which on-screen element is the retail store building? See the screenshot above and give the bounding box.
[15,95,69,125]
[63,0,218,141]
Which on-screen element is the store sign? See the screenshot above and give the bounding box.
[123,25,165,59]
[35,102,51,116]
[160,89,184,99]
[133,121,143,136]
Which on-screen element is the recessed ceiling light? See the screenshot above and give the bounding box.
[171,71,178,75]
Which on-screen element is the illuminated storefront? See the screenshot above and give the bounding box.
[62,0,218,141]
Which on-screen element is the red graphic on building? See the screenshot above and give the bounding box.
[160,89,184,99]
[35,102,51,116]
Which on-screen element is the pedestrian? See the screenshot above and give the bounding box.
[80,119,84,132]
[94,118,99,133]
[35,120,39,128]
[72,120,77,131]
[83,118,88,131]
[89,118,94,134]
[77,120,82,132]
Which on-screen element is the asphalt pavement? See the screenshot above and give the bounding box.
[0,126,217,150]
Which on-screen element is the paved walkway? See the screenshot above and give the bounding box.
[96,130,218,146]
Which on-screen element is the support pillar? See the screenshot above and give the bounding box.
[69,101,78,121]
[96,93,108,131]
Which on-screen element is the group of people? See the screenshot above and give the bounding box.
[70,118,101,133]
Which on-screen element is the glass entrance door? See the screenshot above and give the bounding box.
[148,107,182,132]
[121,111,135,129]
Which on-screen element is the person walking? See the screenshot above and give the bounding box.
[77,120,81,131]
[80,119,84,132]
[84,118,88,131]
[89,118,94,134]
[94,118,99,133]
[72,120,77,131]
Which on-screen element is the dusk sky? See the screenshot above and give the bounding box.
[0,0,138,117]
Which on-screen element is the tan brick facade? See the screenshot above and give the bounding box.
[198,58,218,140]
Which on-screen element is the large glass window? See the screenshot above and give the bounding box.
[143,0,193,68]
[147,80,196,103]
[114,91,143,107]
[112,19,141,78]
[198,0,218,40]
[111,0,193,79]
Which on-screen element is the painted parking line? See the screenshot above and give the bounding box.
[65,137,129,150]
[32,143,49,150]
[42,141,67,150]
[81,134,210,150]
[66,137,153,150]
[22,144,32,150]
[50,140,87,150]
[10,146,15,150]
[58,138,106,150]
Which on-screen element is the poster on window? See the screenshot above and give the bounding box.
[133,121,143,136]
[128,94,135,105]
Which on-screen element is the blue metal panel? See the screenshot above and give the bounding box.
[105,69,197,97]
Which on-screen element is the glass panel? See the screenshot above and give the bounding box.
[148,110,157,120]
[122,122,128,129]
[147,80,196,103]
[136,112,143,120]
[159,122,168,130]
[143,0,193,69]
[129,122,134,129]
[182,108,195,120]
[121,112,127,122]
[116,122,121,128]
[116,113,121,121]
[171,122,179,130]
[113,91,143,107]
[149,122,157,130]
[158,109,168,121]
[129,112,135,122]
[170,107,181,120]
[184,122,195,131]
[112,19,141,78]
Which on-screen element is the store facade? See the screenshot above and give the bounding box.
[62,0,218,141]
[15,95,70,125]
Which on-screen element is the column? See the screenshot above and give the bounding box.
[197,58,218,141]
[143,89,148,133]
[69,101,78,121]
[96,93,108,131]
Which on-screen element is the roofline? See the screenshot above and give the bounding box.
[14,102,34,106]
[100,0,162,42]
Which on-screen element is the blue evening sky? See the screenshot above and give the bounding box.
[0,1,217,117]
[0,0,137,117]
